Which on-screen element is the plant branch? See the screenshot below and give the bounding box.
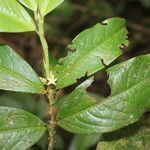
[35,10,57,150]
[35,9,55,79]
[46,85,57,150]
[38,24,50,78]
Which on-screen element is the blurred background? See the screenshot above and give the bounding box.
[0,0,150,149]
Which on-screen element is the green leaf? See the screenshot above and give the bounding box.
[18,0,37,12]
[97,125,150,150]
[0,0,35,32]
[40,0,64,16]
[57,54,150,133]
[0,45,44,93]
[0,107,46,149]
[0,92,48,119]
[0,92,36,112]
[49,54,58,71]
[55,18,129,89]
[52,0,74,21]
[54,134,65,149]
[18,0,64,16]
[69,134,102,150]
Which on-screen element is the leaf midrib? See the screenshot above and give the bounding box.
[57,77,150,123]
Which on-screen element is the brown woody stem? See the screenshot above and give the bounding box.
[46,85,57,150]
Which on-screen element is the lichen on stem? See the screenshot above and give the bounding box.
[46,85,57,150]
[35,9,57,150]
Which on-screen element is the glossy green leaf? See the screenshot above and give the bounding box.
[0,45,44,93]
[57,54,150,133]
[55,18,129,89]
[18,0,64,16]
[97,126,150,150]
[0,107,46,149]
[0,0,35,32]
[69,134,102,150]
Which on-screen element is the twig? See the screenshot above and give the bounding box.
[35,8,57,150]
